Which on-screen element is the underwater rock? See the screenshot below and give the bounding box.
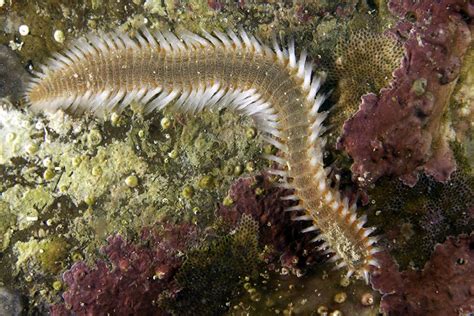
[218,173,325,273]
[51,223,198,315]
[0,45,28,102]
[371,234,474,316]
[338,0,473,186]
[0,287,24,316]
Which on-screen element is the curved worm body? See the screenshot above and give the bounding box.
[26,28,380,281]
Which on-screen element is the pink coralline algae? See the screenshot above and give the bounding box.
[218,173,325,273]
[50,224,198,316]
[338,0,473,186]
[371,234,474,316]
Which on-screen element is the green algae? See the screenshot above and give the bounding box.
[37,237,70,274]
[2,185,54,231]
[14,236,70,275]
[0,201,16,251]
[56,140,148,205]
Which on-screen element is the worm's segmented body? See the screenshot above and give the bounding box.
[26,28,381,281]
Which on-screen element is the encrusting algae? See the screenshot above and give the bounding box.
[325,28,404,140]
[25,28,381,281]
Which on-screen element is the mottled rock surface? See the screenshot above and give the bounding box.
[0,45,28,102]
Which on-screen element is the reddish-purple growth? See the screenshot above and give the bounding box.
[371,234,474,316]
[338,0,473,186]
[51,224,198,316]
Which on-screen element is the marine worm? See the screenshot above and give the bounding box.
[25,28,381,281]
